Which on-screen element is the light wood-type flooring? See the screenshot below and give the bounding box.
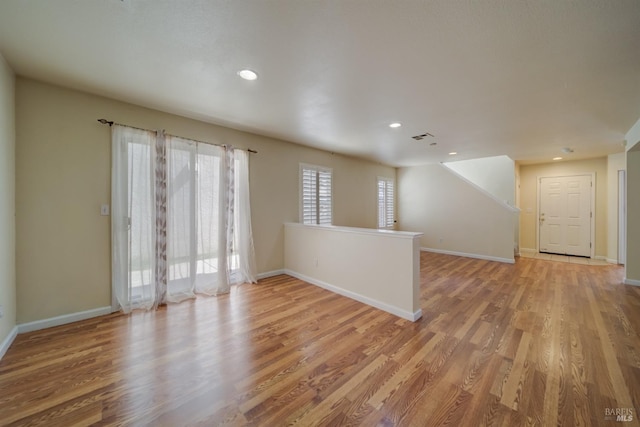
[2,252,640,426]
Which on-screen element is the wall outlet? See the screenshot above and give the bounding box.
[100,204,110,216]
[0,304,3,319]
[439,238,443,244]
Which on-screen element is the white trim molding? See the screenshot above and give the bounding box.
[519,248,537,254]
[284,222,422,239]
[606,258,619,265]
[284,269,422,322]
[17,306,113,334]
[0,326,18,360]
[421,247,515,264]
[256,269,285,280]
[624,278,640,286]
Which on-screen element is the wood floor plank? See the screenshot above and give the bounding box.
[569,323,590,427]
[542,284,563,427]
[1,253,638,426]
[584,283,636,411]
[367,332,446,410]
[500,331,532,410]
[297,354,388,424]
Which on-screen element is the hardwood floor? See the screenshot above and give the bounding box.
[2,252,639,426]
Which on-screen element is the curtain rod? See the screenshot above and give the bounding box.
[97,119,258,154]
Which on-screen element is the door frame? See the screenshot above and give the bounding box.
[536,172,596,258]
[618,170,626,265]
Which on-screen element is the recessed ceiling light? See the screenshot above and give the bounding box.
[237,69,258,80]
[389,122,402,128]
[553,157,563,161]
[449,152,457,155]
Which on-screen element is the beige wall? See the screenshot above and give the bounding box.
[0,54,16,346]
[607,152,626,263]
[15,78,395,323]
[626,143,640,282]
[398,163,516,262]
[284,223,422,320]
[444,155,516,206]
[519,157,607,257]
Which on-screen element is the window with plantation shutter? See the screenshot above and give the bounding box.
[377,177,394,229]
[300,164,332,225]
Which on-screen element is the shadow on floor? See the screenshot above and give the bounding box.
[518,251,611,265]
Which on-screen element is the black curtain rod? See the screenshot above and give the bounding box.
[97,119,258,154]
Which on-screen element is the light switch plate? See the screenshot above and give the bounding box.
[101,204,110,216]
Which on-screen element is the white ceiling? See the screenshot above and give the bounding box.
[1,0,639,167]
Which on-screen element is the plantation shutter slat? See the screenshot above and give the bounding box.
[301,164,332,225]
[377,177,394,229]
[385,180,394,227]
[378,180,386,228]
[318,170,332,225]
[302,168,317,224]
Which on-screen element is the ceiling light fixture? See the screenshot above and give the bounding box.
[449,152,457,155]
[389,122,402,128]
[561,147,574,154]
[237,69,258,81]
[553,157,563,161]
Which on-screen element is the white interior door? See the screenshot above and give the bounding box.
[539,175,592,257]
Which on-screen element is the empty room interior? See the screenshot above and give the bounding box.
[1,1,640,426]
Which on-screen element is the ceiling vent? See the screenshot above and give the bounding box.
[412,132,434,141]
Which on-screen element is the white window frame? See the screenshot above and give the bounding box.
[377,176,395,229]
[300,163,333,225]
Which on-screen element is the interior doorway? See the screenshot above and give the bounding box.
[538,174,594,257]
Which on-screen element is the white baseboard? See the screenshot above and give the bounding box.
[606,258,619,264]
[284,269,422,322]
[256,269,285,280]
[519,248,537,254]
[0,326,18,361]
[17,306,112,334]
[421,247,515,264]
[594,255,607,261]
[624,278,640,286]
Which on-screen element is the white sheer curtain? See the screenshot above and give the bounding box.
[112,125,158,313]
[233,150,257,284]
[111,125,256,313]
